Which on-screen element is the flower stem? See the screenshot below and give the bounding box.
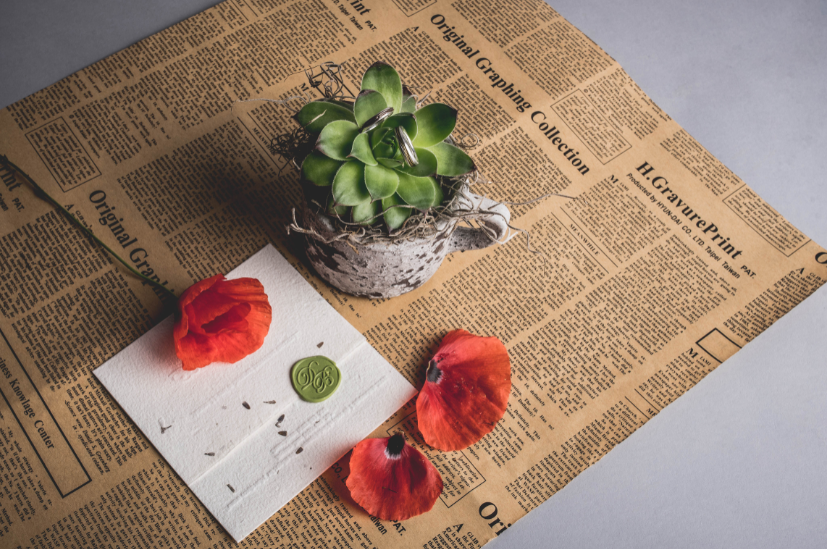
[0,154,178,302]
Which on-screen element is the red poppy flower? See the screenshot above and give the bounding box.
[416,330,511,451]
[173,274,272,370]
[346,434,443,521]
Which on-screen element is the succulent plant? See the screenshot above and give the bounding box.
[295,62,476,230]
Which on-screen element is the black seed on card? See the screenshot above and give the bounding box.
[276,414,285,427]
[296,447,303,454]
[317,342,324,348]
[242,402,250,409]
[205,452,215,457]
[264,400,277,404]
[160,424,171,434]
[278,431,287,436]
[227,484,235,493]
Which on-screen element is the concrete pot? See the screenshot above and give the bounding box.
[300,191,511,298]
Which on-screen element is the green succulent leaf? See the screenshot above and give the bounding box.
[296,101,356,133]
[348,132,377,166]
[370,126,392,146]
[301,152,344,187]
[382,194,412,230]
[317,120,359,161]
[396,147,437,177]
[381,113,418,141]
[320,98,354,111]
[332,161,370,206]
[361,62,403,114]
[377,157,403,169]
[370,126,407,169]
[364,164,399,200]
[431,179,444,208]
[370,127,396,159]
[412,103,457,148]
[326,195,350,217]
[429,142,476,176]
[401,86,417,114]
[352,200,381,225]
[396,172,437,211]
[353,90,388,128]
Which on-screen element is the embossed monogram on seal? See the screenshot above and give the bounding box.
[291,356,341,402]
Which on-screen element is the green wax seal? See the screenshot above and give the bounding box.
[291,356,341,403]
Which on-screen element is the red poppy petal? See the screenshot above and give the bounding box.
[173,307,189,341]
[174,275,272,370]
[176,309,268,370]
[177,274,224,310]
[174,275,223,341]
[184,290,245,335]
[213,277,270,304]
[202,302,251,334]
[346,434,443,521]
[176,332,217,371]
[416,330,511,451]
[203,323,267,364]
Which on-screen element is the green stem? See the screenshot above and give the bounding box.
[1,154,178,302]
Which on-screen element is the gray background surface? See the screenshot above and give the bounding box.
[1,1,825,547]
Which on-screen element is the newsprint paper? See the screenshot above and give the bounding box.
[0,0,824,547]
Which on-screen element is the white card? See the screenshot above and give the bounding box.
[95,245,416,542]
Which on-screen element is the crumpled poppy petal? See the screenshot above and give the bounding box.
[173,274,224,341]
[416,329,511,451]
[178,274,223,309]
[202,303,251,333]
[346,434,443,521]
[175,332,216,371]
[184,291,243,335]
[173,275,272,370]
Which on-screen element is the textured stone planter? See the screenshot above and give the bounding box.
[300,191,511,298]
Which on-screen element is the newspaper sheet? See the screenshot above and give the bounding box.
[1,0,825,547]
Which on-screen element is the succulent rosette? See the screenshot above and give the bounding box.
[296,62,476,230]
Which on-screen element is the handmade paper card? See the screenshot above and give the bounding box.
[95,245,417,542]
